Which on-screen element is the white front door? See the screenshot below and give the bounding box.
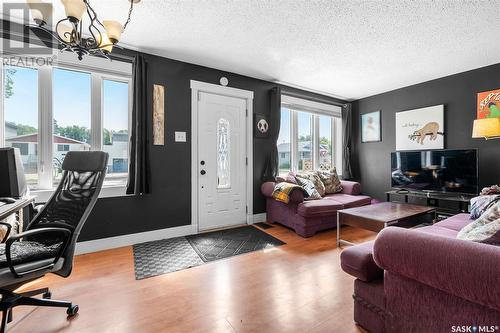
[197,92,247,231]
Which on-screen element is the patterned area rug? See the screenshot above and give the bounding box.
[133,226,285,280]
[186,226,285,262]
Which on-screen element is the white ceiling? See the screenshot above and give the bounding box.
[7,0,500,100]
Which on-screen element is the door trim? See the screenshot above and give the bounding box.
[190,80,254,232]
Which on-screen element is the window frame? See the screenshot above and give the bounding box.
[280,95,343,176]
[0,51,132,200]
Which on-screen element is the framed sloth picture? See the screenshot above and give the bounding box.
[395,105,444,151]
[254,114,269,138]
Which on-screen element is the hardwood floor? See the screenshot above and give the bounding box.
[9,224,375,333]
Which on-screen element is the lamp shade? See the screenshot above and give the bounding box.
[472,118,500,139]
[56,23,73,43]
[103,20,123,43]
[61,0,86,21]
[97,33,114,53]
[27,0,52,25]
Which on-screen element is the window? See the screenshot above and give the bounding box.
[57,144,70,152]
[3,65,39,186]
[102,79,130,187]
[277,95,342,176]
[1,53,132,194]
[217,118,230,189]
[12,143,29,155]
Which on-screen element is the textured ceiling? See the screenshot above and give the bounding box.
[7,0,500,100]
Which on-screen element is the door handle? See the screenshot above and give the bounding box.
[200,170,206,175]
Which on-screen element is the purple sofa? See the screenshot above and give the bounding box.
[340,213,500,332]
[261,180,371,237]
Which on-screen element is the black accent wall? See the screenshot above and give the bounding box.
[79,51,345,241]
[352,63,500,200]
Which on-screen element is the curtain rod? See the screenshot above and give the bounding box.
[281,90,347,107]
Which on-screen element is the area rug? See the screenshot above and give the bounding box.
[133,225,285,280]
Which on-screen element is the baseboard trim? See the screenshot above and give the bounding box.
[76,213,268,255]
[252,213,267,223]
[75,224,197,255]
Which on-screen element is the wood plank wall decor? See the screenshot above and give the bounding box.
[153,84,165,145]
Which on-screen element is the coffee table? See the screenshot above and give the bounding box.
[336,202,436,247]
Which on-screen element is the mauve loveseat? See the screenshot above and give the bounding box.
[261,180,371,237]
[340,213,500,332]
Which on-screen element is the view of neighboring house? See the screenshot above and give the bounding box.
[278,141,332,171]
[5,133,91,174]
[5,124,128,178]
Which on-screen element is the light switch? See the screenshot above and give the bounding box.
[175,131,187,142]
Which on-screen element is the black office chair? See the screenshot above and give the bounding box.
[0,151,108,333]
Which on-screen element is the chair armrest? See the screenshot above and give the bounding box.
[340,240,383,282]
[261,182,277,198]
[340,180,361,195]
[374,227,500,312]
[0,222,12,243]
[5,227,71,278]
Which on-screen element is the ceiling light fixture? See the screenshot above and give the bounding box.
[27,0,140,60]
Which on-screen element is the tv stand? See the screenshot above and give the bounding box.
[385,190,474,220]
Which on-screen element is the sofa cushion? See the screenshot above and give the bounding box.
[416,225,459,238]
[296,172,326,196]
[316,168,343,194]
[457,201,500,245]
[297,200,343,217]
[434,213,471,232]
[470,195,500,219]
[340,240,383,282]
[295,176,322,200]
[323,194,372,208]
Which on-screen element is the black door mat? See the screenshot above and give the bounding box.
[186,225,285,262]
[133,226,285,280]
[254,222,273,229]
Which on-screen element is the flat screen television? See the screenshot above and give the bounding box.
[0,148,27,199]
[391,149,478,195]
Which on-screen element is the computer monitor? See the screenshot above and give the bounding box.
[0,148,28,199]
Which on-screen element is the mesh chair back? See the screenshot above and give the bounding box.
[27,151,108,277]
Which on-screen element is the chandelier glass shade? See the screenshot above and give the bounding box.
[27,0,140,60]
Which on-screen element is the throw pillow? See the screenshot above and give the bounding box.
[457,201,500,245]
[316,168,343,194]
[295,176,322,200]
[470,195,500,219]
[296,172,326,196]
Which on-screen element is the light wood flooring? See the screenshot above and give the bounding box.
[9,224,375,333]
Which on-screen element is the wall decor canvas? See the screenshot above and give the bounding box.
[254,113,269,138]
[153,84,165,145]
[395,105,444,151]
[477,88,500,119]
[361,111,381,143]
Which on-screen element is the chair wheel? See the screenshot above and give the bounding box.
[67,305,79,317]
[43,291,51,299]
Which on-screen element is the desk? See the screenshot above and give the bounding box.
[0,196,35,240]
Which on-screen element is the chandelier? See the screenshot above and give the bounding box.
[26,0,140,60]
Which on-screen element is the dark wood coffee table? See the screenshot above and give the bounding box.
[336,202,436,246]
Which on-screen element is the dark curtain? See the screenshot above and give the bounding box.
[342,103,353,179]
[126,54,151,195]
[262,87,281,181]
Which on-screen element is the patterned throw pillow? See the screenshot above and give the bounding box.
[295,176,322,200]
[296,172,325,197]
[457,200,500,245]
[316,168,343,194]
[469,195,500,219]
